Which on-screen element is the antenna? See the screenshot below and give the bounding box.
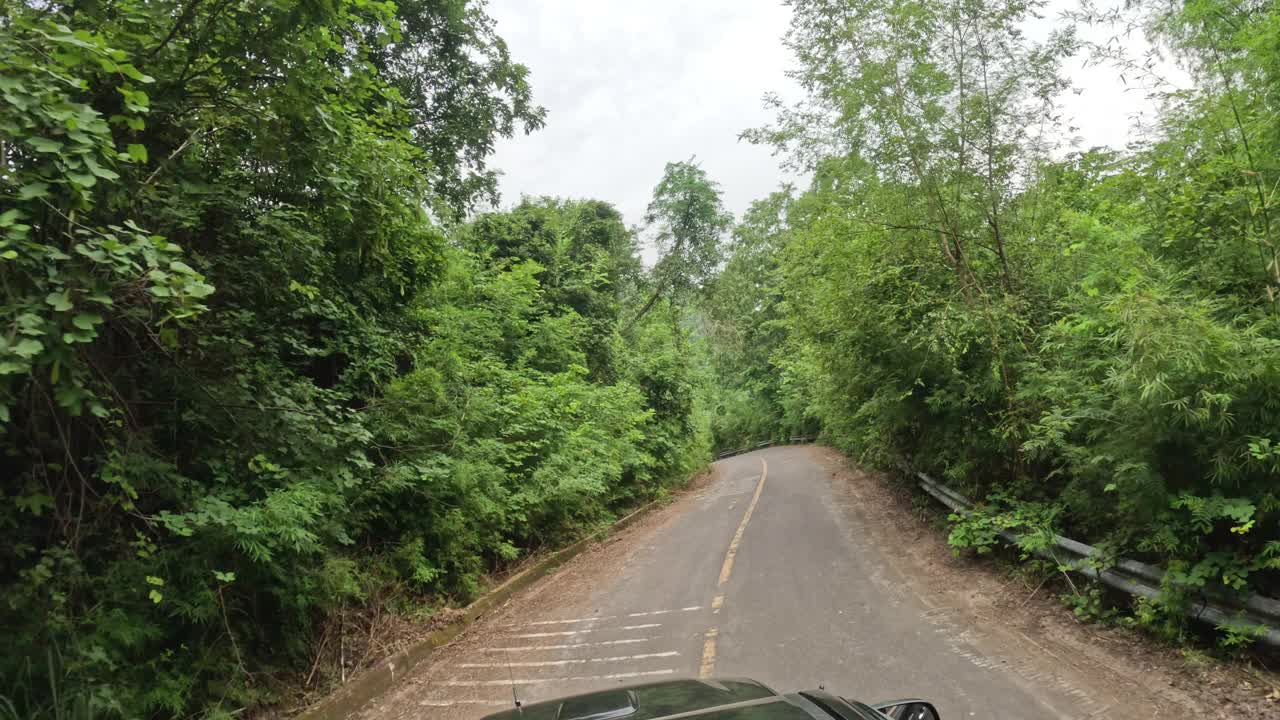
[504,646,523,713]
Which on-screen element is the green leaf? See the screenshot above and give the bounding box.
[119,65,155,83]
[12,339,43,358]
[16,314,42,333]
[27,137,64,153]
[15,494,55,516]
[120,87,149,111]
[126,143,148,163]
[18,182,49,200]
[187,280,215,298]
[46,291,73,311]
[67,172,97,188]
[72,313,104,330]
[0,209,20,227]
[83,154,120,180]
[149,590,163,604]
[145,575,165,586]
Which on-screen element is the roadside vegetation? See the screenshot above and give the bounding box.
[0,2,730,716]
[706,0,1280,650]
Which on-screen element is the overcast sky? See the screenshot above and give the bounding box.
[484,0,1182,240]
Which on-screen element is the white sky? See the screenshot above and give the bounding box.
[485,0,1185,240]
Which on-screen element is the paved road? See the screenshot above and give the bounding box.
[360,446,1197,720]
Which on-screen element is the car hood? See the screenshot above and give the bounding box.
[481,678,780,720]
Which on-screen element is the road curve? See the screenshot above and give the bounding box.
[357,446,1198,720]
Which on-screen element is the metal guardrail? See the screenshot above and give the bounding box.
[914,471,1280,648]
[714,436,815,460]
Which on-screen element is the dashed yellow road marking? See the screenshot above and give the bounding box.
[717,458,768,587]
[701,457,768,678]
[698,627,719,678]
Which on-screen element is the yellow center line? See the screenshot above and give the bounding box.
[700,457,768,678]
[717,458,768,587]
[698,627,719,678]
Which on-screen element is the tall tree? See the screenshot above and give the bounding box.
[625,160,732,332]
[370,0,548,218]
[747,0,1076,292]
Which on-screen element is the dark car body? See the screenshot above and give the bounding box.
[480,678,933,720]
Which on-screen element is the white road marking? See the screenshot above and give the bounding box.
[483,638,652,652]
[458,651,679,668]
[439,669,675,686]
[513,606,702,626]
[625,606,702,618]
[419,699,509,707]
[508,623,661,638]
[521,616,611,626]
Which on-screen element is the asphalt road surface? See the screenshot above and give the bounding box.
[358,446,1204,720]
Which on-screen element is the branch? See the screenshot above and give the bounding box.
[144,126,216,186]
[146,0,206,61]
[622,280,666,335]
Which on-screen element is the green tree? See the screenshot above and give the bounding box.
[749,0,1076,293]
[370,0,548,217]
[702,190,808,447]
[626,160,732,333]
[463,198,641,379]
